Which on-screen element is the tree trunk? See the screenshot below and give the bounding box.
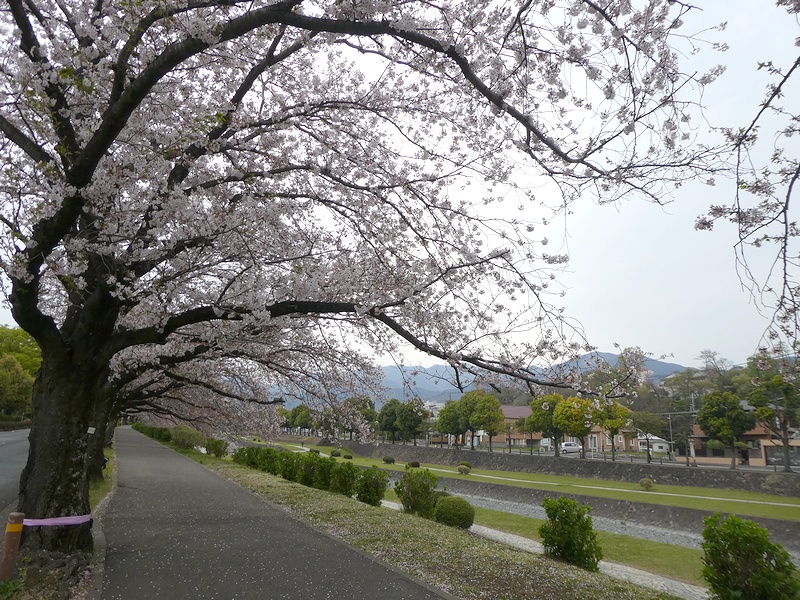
[730,444,737,470]
[18,360,100,553]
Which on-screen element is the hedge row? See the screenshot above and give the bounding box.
[232,446,389,506]
[132,422,229,456]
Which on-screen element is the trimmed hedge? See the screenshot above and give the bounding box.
[232,446,388,507]
[434,496,475,529]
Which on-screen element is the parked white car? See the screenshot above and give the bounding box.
[559,441,582,454]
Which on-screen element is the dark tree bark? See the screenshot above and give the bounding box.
[19,359,102,552]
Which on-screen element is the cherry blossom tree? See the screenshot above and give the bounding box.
[0,0,722,552]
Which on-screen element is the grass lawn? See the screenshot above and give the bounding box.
[383,488,706,586]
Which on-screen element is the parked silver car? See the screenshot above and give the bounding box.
[559,441,582,454]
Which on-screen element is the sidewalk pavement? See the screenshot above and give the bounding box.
[96,427,453,599]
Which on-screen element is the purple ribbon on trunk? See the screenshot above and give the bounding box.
[22,515,92,527]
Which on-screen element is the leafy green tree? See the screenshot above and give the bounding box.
[289,404,314,435]
[697,391,757,470]
[456,390,484,450]
[396,398,426,445]
[553,396,596,458]
[515,416,537,454]
[527,393,565,456]
[470,394,505,451]
[436,400,466,447]
[748,375,800,472]
[631,411,667,463]
[595,401,630,461]
[378,398,402,443]
[0,326,41,377]
[0,354,34,416]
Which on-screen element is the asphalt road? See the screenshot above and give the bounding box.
[101,427,453,600]
[0,429,28,510]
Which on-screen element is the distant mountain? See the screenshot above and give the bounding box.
[553,351,687,384]
[380,352,688,404]
[380,364,468,404]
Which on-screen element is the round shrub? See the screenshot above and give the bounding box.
[343,454,353,460]
[539,496,602,572]
[457,465,471,475]
[702,513,799,600]
[434,496,475,529]
[308,448,320,454]
[458,461,472,469]
[330,449,342,457]
[355,466,390,506]
[638,477,654,491]
[408,460,421,468]
[382,456,395,464]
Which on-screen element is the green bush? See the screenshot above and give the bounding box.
[330,449,341,457]
[131,422,172,442]
[539,496,602,572]
[434,496,475,529]
[297,452,319,487]
[394,466,438,519]
[204,438,229,457]
[329,461,360,497]
[343,454,353,460]
[355,466,390,506]
[308,448,320,454]
[170,425,206,449]
[382,456,395,464]
[702,513,799,600]
[313,457,337,490]
[458,461,472,469]
[457,465,471,475]
[408,460,420,468]
[638,477,653,491]
[279,452,300,482]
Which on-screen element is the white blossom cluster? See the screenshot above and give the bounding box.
[0,0,721,432]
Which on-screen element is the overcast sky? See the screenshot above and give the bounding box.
[556,1,798,370]
[0,2,795,372]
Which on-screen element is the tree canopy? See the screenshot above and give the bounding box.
[696,391,757,470]
[0,0,732,552]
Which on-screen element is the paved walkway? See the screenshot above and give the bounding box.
[97,428,453,599]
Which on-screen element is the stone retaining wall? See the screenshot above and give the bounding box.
[341,441,800,496]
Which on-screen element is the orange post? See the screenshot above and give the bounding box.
[0,513,24,582]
